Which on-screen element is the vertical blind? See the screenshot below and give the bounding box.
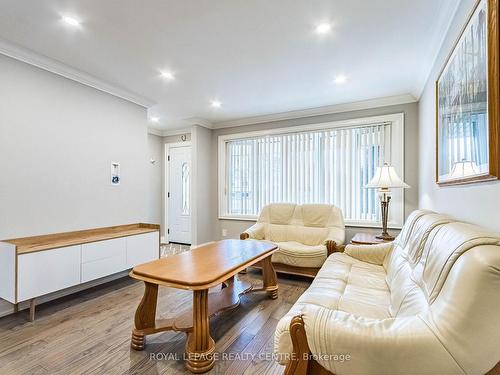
[225,123,391,223]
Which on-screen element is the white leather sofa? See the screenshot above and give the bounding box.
[275,209,500,374]
[241,203,345,277]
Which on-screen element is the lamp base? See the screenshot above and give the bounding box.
[376,233,395,241]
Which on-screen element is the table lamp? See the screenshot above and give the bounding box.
[365,163,410,240]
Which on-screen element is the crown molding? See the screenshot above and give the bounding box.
[147,127,164,136]
[182,117,214,129]
[212,94,417,129]
[163,127,193,137]
[148,127,192,137]
[0,38,155,108]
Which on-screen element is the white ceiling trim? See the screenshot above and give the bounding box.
[182,117,213,129]
[0,37,155,108]
[211,94,417,129]
[147,127,164,136]
[148,127,193,137]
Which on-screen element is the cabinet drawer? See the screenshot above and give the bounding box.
[126,232,159,268]
[81,255,127,283]
[81,237,126,263]
[17,245,81,302]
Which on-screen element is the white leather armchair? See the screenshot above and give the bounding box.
[241,203,345,277]
[275,209,500,374]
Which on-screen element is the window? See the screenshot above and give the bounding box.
[218,113,405,227]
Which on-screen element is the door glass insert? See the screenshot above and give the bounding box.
[182,162,190,215]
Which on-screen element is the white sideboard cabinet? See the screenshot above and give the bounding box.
[0,223,160,321]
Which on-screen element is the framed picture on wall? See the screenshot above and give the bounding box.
[436,0,499,185]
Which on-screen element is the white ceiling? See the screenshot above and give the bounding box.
[0,0,458,131]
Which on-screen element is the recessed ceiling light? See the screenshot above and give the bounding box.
[160,71,175,81]
[334,74,347,84]
[150,117,159,123]
[315,23,332,35]
[61,15,81,27]
[211,100,222,108]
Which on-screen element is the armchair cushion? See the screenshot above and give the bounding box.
[241,203,345,269]
[272,242,327,268]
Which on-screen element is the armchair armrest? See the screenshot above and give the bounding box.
[325,240,344,256]
[240,222,266,240]
[344,241,393,265]
[324,228,345,256]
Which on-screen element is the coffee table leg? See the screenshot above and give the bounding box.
[131,281,158,350]
[185,289,215,373]
[261,256,278,299]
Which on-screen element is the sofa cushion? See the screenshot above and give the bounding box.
[274,252,391,362]
[272,241,327,268]
[275,210,500,374]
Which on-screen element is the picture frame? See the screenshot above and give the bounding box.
[436,0,499,186]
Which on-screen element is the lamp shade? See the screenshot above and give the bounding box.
[366,163,410,189]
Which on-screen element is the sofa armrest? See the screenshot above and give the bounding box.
[240,222,266,240]
[296,305,459,374]
[344,242,393,265]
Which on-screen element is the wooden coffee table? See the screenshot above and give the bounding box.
[129,239,278,373]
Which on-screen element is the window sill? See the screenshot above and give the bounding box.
[218,216,403,230]
[218,215,258,222]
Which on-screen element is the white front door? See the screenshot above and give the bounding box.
[168,146,192,244]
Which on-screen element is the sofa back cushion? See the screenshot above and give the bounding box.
[404,213,453,265]
[385,210,451,316]
[413,222,500,302]
[385,210,446,284]
[425,244,500,373]
[386,211,500,322]
[258,203,345,246]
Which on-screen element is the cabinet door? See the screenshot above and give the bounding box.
[126,232,159,268]
[18,246,81,302]
[81,237,125,263]
[81,238,126,283]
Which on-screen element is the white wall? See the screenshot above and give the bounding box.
[212,102,419,242]
[0,54,162,315]
[418,0,500,232]
[191,125,215,245]
[0,54,162,239]
[148,133,163,229]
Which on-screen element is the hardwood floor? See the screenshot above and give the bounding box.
[0,270,310,375]
[160,243,191,258]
